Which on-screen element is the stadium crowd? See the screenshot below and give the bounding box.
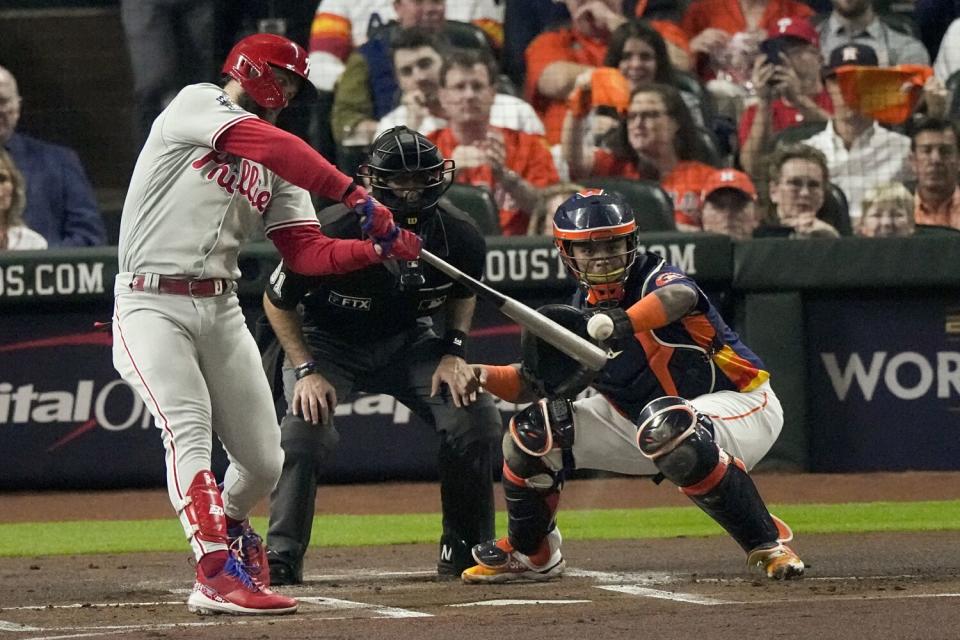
[2,0,959,250]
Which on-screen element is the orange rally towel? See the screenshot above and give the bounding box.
[568,67,631,117]
[834,65,933,125]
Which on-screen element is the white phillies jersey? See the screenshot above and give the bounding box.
[118,83,318,280]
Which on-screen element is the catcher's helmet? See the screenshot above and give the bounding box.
[222,33,311,109]
[553,189,639,306]
[357,126,455,225]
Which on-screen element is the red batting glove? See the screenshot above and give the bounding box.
[342,184,395,238]
[371,227,420,260]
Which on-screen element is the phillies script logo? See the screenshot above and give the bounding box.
[191,151,273,213]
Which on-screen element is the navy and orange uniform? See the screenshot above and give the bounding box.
[577,252,768,422]
[266,202,483,338]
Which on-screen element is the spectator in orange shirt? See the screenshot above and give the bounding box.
[430,50,560,236]
[739,17,832,178]
[563,83,716,231]
[525,0,629,144]
[682,0,813,62]
[910,118,960,230]
[604,20,707,125]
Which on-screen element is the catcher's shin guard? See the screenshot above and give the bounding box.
[180,470,227,558]
[438,438,496,574]
[682,452,781,552]
[500,430,565,556]
[637,397,780,553]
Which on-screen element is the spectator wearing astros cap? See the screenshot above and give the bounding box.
[739,18,832,178]
[799,43,912,222]
[700,168,761,240]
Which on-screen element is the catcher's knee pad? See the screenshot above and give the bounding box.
[508,397,575,458]
[502,431,560,492]
[636,396,719,488]
[279,413,339,462]
[180,470,228,544]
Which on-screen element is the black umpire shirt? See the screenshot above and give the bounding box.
[265,201,487,341]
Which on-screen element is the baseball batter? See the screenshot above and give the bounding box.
[111,33,419,616]
[457,190,805,583]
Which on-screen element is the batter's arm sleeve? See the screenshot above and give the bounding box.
[269,224,381,275]
[262,291,314,368]
[216,117,353,201]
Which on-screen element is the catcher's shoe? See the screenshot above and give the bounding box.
[461,528,565,584]
[747,543,805,580]
[227,520,270,588]
[187,554,298,615]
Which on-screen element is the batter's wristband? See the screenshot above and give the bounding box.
[442,329,468,359]
[294,361,319,380]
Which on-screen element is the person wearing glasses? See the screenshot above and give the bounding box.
[765,143,840,238]
[797,44,912,221]
[562,82,716,231]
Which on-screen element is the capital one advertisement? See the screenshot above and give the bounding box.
[0,300,548,491]
[806,294,960,472]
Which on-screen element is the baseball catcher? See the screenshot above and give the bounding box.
[459,189,804,583]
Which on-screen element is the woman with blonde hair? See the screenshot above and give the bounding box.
[0,149,46,250]
[857,183,915,238]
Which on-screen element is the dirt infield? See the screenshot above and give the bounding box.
[1,473,960,639]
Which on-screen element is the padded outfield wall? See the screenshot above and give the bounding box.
[1,234,958,489]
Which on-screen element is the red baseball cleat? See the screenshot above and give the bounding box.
[187,555,298,615]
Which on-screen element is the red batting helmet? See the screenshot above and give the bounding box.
[221,33,311,109]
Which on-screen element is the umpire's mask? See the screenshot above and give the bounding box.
[356,126,455,232]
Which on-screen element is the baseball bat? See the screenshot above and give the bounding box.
[419,249,609,371]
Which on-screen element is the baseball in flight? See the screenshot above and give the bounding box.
[587,313,614,341]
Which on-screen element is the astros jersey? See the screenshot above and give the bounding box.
[117,83,319,280]
[579,253,768,421]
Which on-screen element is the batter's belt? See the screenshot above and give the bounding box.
[128,273,235,297]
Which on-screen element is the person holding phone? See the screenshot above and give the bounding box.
[738,18,832,178]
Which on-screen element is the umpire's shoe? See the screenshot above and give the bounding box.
[267,549,304,586]
[461,528,565,584]
[187,554,298,615]
[437,535,475,578]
